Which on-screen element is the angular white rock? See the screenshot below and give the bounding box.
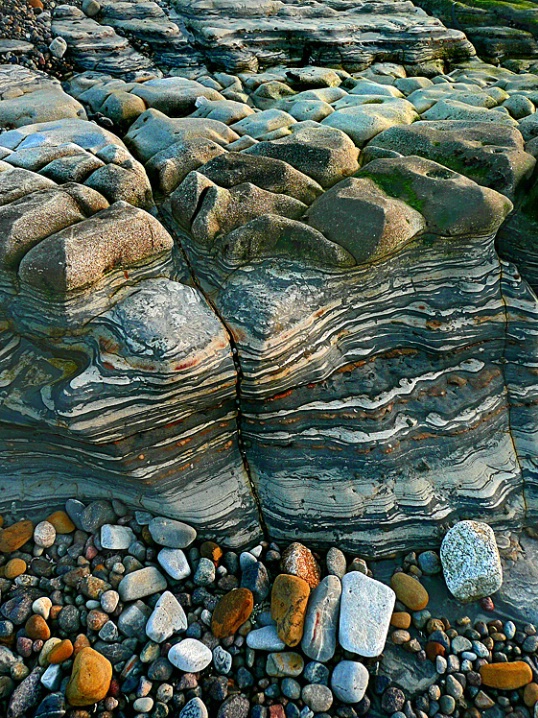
[339,571,395,657]
[246,625,285,651]
[146,591,187,643]
[168,638,212,672]
[41,663,62,691]
[331,660,369,703]
[440,520,503,602]
[302,575,341,662]
[158,548,191,580]
[118,567,167,602]
[100,524,136,550]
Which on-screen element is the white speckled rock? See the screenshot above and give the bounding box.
[157,548,191,580]
[339,571,395,657]
[168,638,212,672]
[246,625,286,652]
[100,524,136,550]
[331,660,369,704]
[33,521,56,548]
[146,591,187,643]
[118,567,167,602]
[440,520,503,602]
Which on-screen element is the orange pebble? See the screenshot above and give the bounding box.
[4,558,27,579]
[49,605,63,621]
[48,639,74,664]
[25,614,51,641]
[391,611,412,629]
[46,511,75,534]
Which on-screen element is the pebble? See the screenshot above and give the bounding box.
[266,652,304,677]
[133,696,154,712]
[100,590,119,614]
[381,686,406,713]
[331,660,369,704]
[194,557,216,586]
[100,524,135,550]
[213,645,233,674]
[480,661,533,689]
[281,542,321,588]
[301,575,341,662]
[80,501,116,533]
[271,574,310,647]
[65,647,113,706]
[148,517,197,548]
[40,663,62,691]
[440,521,503,601]
[339,571,395,657]
[326,547,347,578]
[146,591,187,643]
[212,588,254,638]
[0,520,33,553]
[180,696,209,718]
[46,511,75,534]
[6,666,43,718]
[168,638,213,672]
[302,684,333,712]
[241,561,271,602]
[158,548,191,580]
[390,572,429,611]
[118,567,167,601]
[246,625,286,651]
[417,551,442,575]
[4,558,26,579]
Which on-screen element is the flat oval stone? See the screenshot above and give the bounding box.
[158,548,191,580]
[480,662,533,690]
[266,652,304,677]
[301,575,341,662]
[100,524,135,550]
[0,520,33,553]
[331,660,369,703]
[168,638,212,672]
[390,573,429,611]
[211,588,254,639]
[339,571,395,658]
[271,574,310,647]
[440,521,503,602]
[118,567,167,602]
[302,683,333,712]
[246,625,285,652]
[148,517,197,548]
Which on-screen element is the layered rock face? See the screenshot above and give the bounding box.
[2,56,538,554]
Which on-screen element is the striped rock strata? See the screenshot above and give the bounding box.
[0,134,261,545]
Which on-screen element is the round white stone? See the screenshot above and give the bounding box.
[100,524,136,550]
[331,660,369,704]
[33,521,56,548]
[168,639,212,672]
[158,548,191,580]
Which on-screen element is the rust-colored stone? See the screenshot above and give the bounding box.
[49,639,74,664]
[73,634,91,656]
[480,662,533,690]
[271,573,310,647]
[5,558,27,579]
[200,541,223,565]
[211,588,254,638]
[425,641,446,661]
[25,614,51,641]
[0,520,33,553]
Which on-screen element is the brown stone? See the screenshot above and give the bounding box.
[271,573,310,647]
[0,520,33,553]
[281,543,321,589]
[25,614,51,641]
[391,612,411,629]
[390,572,429,611]
[426,618,445,634]
[66,647,112,706]
[86,610,109,632]
[269,706,286,718]
[211,588,254,638]
[46,511,75,534]
[73,634,91,656]
[200,541,223,566]
[50,605,63,621]
[480,662,533,690]
[4,558,27,579]
[49,639,74,664]
[524,683,538,707]
[425,641,446,661]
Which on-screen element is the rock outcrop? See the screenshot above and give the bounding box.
[2,56,538,554]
